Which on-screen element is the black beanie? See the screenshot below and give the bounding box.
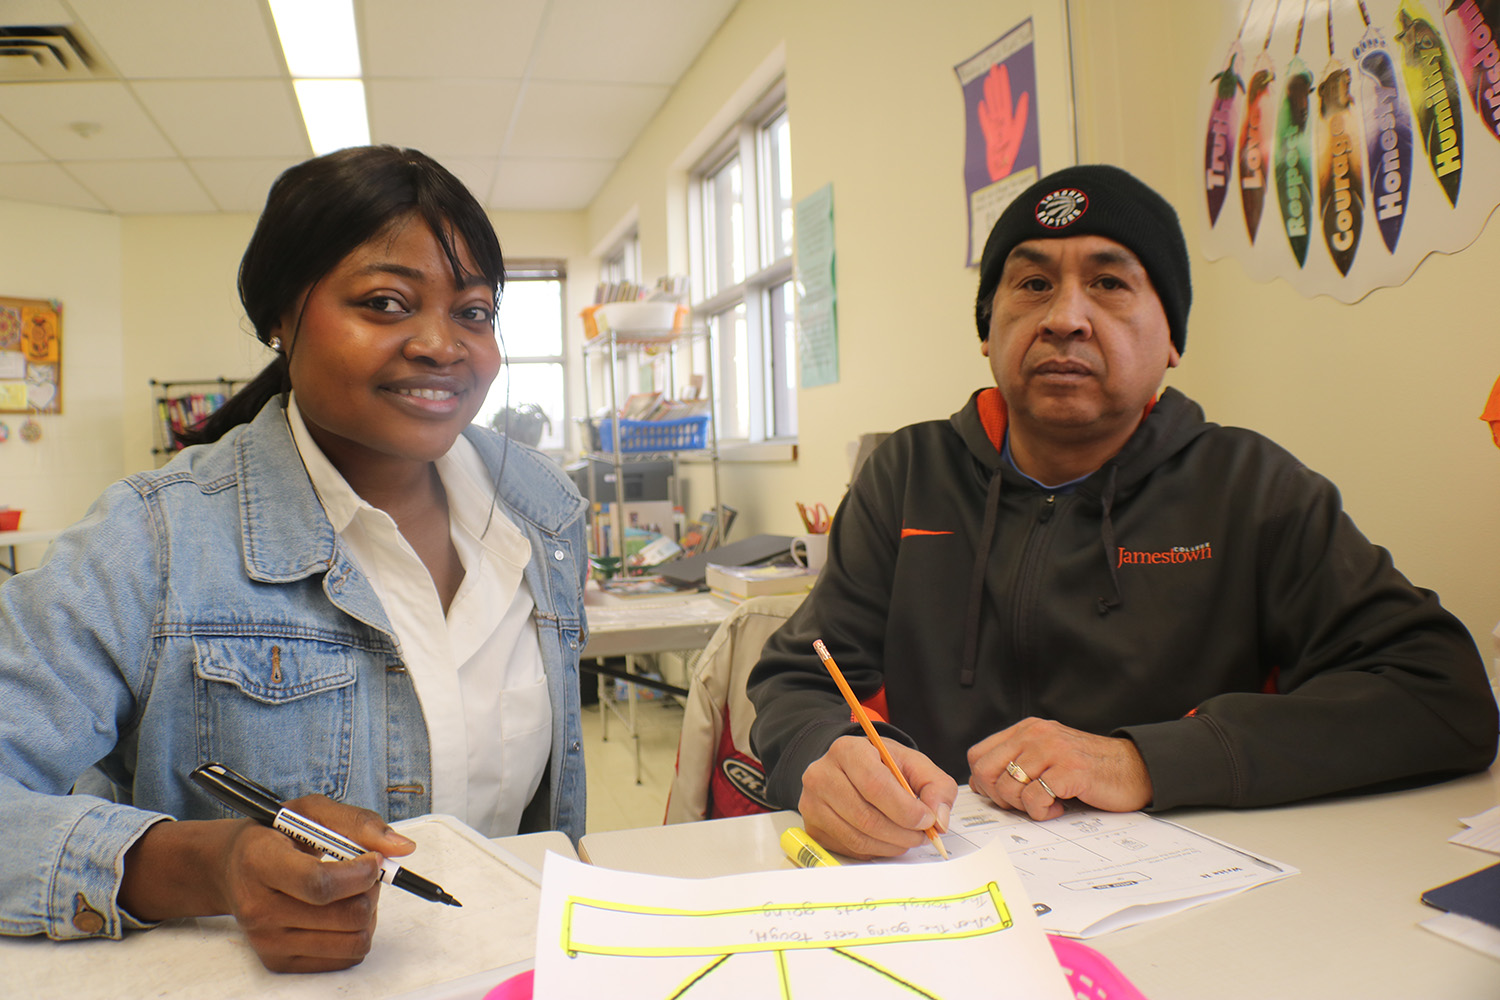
[974,164,1192,355]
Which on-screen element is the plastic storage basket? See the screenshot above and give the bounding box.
[598,415,708,453]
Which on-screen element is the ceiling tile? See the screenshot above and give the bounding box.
[64,0,283,79]
[0,161,106,210]
[366,79,521,159]
[359,0,547,79]
[489,157,616,211]
[190,157,304,213]
[530,0,738,84]
[435,156,496,205]
[0,81,175,159]
[0,116,45,162]
[505,81,666,159]
[0,1,72,22]
[133,80,310,159]
[0,1,733,215]
[65,159,216,213]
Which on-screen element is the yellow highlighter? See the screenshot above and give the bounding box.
[781,826,840,868]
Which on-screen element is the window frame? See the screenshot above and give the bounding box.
[481,258,569,457]
[688,82,795,450]
[601,230,641,287]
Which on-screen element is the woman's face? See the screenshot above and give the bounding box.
[280,216,501,479]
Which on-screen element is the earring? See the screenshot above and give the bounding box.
[269,336,282,352]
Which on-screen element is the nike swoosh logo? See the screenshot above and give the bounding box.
[900,528,954,538]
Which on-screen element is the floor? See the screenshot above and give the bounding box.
[580,681,685,834]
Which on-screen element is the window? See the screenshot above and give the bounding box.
[691,88,795,443]
[601,230,640,287]
[475,261,567,453]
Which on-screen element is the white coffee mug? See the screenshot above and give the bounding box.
[790,533,828,571]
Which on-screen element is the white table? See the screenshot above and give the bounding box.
[579,767,1500,1000]
[0,527,60,576]
[581,586,736,782]
[581,586,736,659]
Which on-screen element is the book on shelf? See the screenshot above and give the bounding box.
[680,504,736,556]
[617,391,665,420]
[705,562,819,600]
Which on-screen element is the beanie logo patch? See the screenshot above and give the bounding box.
[1034,188,1088,229]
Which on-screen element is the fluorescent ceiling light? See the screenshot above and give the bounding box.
[268,0,362,77]
[270,0,369,156]
[293,79,371,156]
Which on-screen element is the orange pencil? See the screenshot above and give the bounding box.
[813,639,948,859]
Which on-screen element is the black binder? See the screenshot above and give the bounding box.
[654,533,793,588]
[1421,861,1500,930]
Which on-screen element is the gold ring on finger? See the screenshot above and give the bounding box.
[1005,760,1031,785]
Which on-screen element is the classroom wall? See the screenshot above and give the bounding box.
[119,213,264,473]
[585,0,1500,651]
[0,198,123,567]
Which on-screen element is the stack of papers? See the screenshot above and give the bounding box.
[883,789,1299,938]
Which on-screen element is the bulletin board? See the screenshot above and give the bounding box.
[0,296,62,414]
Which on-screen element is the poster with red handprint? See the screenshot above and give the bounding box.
[957,20,1043,266]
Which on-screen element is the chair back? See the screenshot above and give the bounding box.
[663,593,805,824]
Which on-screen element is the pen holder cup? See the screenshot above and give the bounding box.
[789,533,828,572]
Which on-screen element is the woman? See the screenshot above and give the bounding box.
[0,146,588,971]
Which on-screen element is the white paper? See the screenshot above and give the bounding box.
[533,840,1071,999]
[878,789,1298,938]
[1450,804,1500,855]
[7,815,539,1000]
[1419,912,1500,961]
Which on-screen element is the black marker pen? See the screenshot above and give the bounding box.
[189,762,461,907]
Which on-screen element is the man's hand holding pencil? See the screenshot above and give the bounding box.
[798,641,956,860]
[798,734,958,860]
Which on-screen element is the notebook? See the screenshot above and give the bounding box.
[1422,861,1500,930]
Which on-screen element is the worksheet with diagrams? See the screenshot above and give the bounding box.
[882,789,1298,937]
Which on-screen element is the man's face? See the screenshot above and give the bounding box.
[982,234,1179,448]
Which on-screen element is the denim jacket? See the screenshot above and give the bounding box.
[0,399,589,940]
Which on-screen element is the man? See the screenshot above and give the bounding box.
[747,165,1497,859]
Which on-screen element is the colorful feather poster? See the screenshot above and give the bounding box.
[1206,46,1247,225]
[1353,5,1414,252]
[1201,0,1500,302]
[1239,48,1279,241]
[1394,0,1464,204]
[1317,8,1365,276]
[1275,3,1317,266]
[1443,0,1500,144]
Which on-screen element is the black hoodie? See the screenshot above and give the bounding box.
[748,387,1496,811]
